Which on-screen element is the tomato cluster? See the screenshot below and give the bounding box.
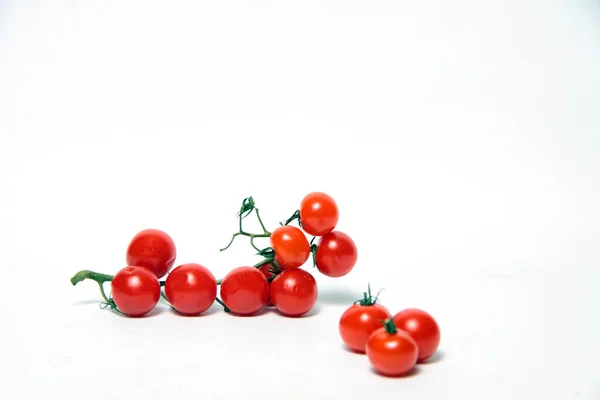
[71,192,443,378]
[71,192,358,319]
[339,286,441,376]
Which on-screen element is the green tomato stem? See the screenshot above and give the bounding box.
[383,318,398,335]
[280,209,301,226]
[70,270,114,304]
[215,297,230,312]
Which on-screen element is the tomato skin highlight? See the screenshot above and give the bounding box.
[366,328,418,377]
[315,231,358,277]
[126,229,177,279]
[111,266,160,317]
[220,266,269,316]
[164,263,217,315]
[339,304,391,353]
[270,226,310,269]
[393,308,441,361]
[299,192,339,236]
[270,269,318,317]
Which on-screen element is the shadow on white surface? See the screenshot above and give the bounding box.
[142,306,167,318]
[169,306,222,318]
[272,303,322,318]
[370,365,422,379]
[73,299,105,306]
[419,350,445,365]
[341,344,366,355]
[317,287,363,305]
[225,307,273,318]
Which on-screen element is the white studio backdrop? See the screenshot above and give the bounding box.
[0,1,599,399]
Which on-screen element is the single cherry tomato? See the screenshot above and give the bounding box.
[270,269,318,317]
[258,263,278,306]
[164,263,217,315]
[366,319,418,377]
[339,286,391,352]
[111,266,160,317]
[126,229,177,279]
[393,308,441,361]
[299,192,339,236]
[220,266,269,316]
[315,231,358,277]
[270,226,310,269]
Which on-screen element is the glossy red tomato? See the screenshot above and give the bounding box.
[315,231,358,277]
[126,229,177,279]
[299,192,339,236]
[270,226,310,269]
[366,320,418,377]
[270,269,318,317]
[220,266,269,316]
[258,263,277,306]
[111,266,160,317]
[393,308,441,361]
[339,303,391,353]
[164,263,217,315]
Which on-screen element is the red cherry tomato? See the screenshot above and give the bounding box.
[270,226,310,269]
[258,263,277,306]
[111,266,160,317]
[393,308,441,361]
[164,263,217,315]
[126,229,177,279]
[366,320,418,377]
[339,303,391,353]
[315,231,358,277]
[220,266,269,316]
[299,192,339,236]
[270,269,318,317]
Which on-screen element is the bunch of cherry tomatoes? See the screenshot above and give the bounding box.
[339,286,441,376]
[71,191,441,377]
[71,192,358,318]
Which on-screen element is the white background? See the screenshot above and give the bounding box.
[1,0,599,399]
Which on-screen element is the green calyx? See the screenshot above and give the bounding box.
[354,283,384,306]
[382,318,398,335]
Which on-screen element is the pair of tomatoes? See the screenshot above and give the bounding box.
[272,192,358,277]
[220,264,317,317]
[339,293,441,377]
[110,229,179,317]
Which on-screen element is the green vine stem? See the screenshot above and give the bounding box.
[280,209,301,226]
[214,297,230,312]
[70,270,126,315]
[220,197,272,252]
[71,270,114,304]
[310,243,318,267]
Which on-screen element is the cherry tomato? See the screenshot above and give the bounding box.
[366,320,418,377]
[393,308,441,361]
[220,266,269,316]
[111,266,160,317]
[270,269,318,317]
[315,231,358,277]
[126,229,177,279]
[164,263,217,315]
[339,303,391,353]
[258,263,277,306]
[299,192,339,236]
[270,226,310,269]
